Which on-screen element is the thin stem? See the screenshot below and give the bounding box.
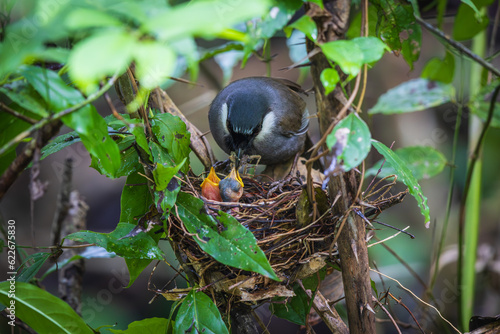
[414,15,500,78]
[0,102,37,124]
[0,73,119,156]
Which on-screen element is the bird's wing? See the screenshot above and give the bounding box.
[271,78,308,96]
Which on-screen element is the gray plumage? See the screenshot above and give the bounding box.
[209,77,309,165]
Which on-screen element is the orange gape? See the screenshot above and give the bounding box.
[200,167,222,202]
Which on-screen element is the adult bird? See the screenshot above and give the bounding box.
[209,77,309,170]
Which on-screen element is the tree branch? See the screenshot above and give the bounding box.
[306,1,376,333]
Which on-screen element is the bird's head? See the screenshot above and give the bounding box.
[223,90,270,158]
[209,77,308,167]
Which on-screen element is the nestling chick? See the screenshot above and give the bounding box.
[209,77,309,167]
[200,167,222,202]
[218,166,244,202]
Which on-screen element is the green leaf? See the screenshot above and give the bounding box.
[21,65,121,177]
[369,79,455,114]
[346,5,378,39]
[366,146,447,180]
[124,258,152,288]
[0,83,48,118]
[21,65,83,110]
[124,225,163,288]
[371,0,421,68]
[469,80,500,128]
[68,28,136,94]
[271,284,311,325]
[320,68,340,96]
[452,3,489,41]
[65,105,122,178]
[321,37,388,76]
[150,142,182,211]
[41,131,82,160]
[143,0,270,41]
[285,14,317,41]
[109,317,169,334]
[0,281,93,334]
[65,8,123,30]
[90,135,140,178]
[120,173,153,225]
[421,51,455,84]
[150,113,191,174]
[174,290,229,334]
[326,113,371,171]
[153,158,187,191]
[16,252,51,282]
[259,1,302,39]
[460,0,481,15]
[371,140,431,226]
[66,223,164,260]
[134,41,176,89]
[176,193,279,281]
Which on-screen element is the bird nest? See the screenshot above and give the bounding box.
[163,164,407,305]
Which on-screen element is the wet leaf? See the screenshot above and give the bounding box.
[109,317,169,334]
[66,223,164,260]
[0,282,93,334]
[120,173,153,225]
[371,0,421,68]
[174,290,229,334]
[372,140,431,226]
[151,113,191,174]
[369,78,455,114]
[176,193,279,281]
[366,146,447,180]
[325,113,371,172]
[41,132,81,160]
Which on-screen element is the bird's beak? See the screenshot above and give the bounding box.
[201,167,222,202]
[228,165,244,189]
[219,165,244,202]
[236,148,243,169]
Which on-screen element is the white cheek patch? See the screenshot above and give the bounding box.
[254,111,276,144]
[220,103,230,136]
